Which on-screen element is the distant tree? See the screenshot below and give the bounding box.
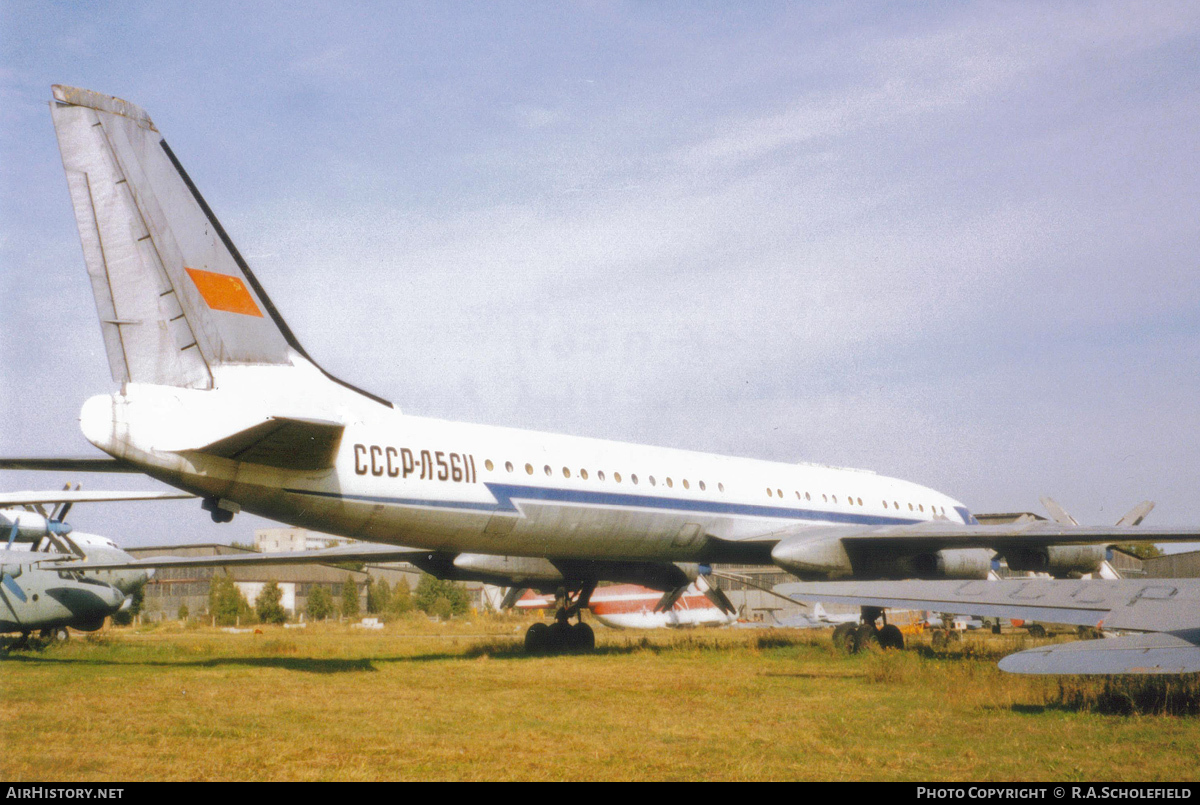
[230,541,259,552]
[112,578,147,626]
[367,577,391,615]
[307,585,334,620]
[177,603,189,621]
[415,574,470,617]
[1115,543,1164,561]
[209,574,254,626]
[255,580,288,625]
[340,574,360,618]
[391,576,413,615]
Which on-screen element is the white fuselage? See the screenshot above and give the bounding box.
[80,360,971,565]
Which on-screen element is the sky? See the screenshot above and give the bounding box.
[1,2,1199,552]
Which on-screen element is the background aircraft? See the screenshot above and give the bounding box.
[515,579,738,631]
[1,490,193,641]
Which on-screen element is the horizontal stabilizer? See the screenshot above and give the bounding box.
[66,542,425,571]
[187,416,344,471]
[998,631,1200,675]
[0,457,138,473]
[0,490,194,507]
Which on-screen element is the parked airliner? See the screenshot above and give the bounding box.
[29,85,1198,652]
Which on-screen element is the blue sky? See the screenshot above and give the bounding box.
[2,2,1199,550]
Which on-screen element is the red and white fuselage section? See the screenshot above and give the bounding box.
[517,583,737,629]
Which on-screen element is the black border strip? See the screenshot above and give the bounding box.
[159,139,393,409]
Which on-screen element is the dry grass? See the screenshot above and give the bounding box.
[1,621,1197,781]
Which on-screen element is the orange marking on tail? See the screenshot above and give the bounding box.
[185,267,263,317]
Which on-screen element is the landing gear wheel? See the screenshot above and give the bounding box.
[547,620,572,651]
[853,624,880,653]
[525,622,550,654]
[570,622,595,652]
[877,624,904,650]
[832,622,857,653]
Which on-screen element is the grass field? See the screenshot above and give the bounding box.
[2,619,1198,781]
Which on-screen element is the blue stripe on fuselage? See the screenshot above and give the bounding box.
[281,483,925,527]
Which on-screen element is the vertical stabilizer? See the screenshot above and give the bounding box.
[49,86,391,406]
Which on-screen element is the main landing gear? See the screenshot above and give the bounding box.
[831,607,904,654]
[525,583,596,655]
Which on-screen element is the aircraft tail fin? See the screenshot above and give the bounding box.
[49,86,390,406]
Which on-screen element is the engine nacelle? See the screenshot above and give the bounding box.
[1004,545,1106,578]
[903,548,993,580]
[771,534,854,579]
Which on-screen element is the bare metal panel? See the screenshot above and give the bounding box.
[50,85,294,384]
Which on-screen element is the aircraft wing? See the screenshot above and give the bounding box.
[829,519,1200,549]
[65,542,427,571]
[776,578,1200,674]
[0,491,195,506]
[760,519,1200,561]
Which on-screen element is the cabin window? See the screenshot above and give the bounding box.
[562,467,570,478]
[580,469,589,480]
[718,483,724,492]
[614,472,622,483]
[525,463,534,475]
[649,476,657,486]
[699,481,706,491]
[832,495,838,503]
[631,474,639,485]
[766,488,773,497]
[857,497,863,506]
[919,504,924,512]
[665,477,673,488]
[682,479,689,489]
[484,459,494,472]
[505,461,514,473]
